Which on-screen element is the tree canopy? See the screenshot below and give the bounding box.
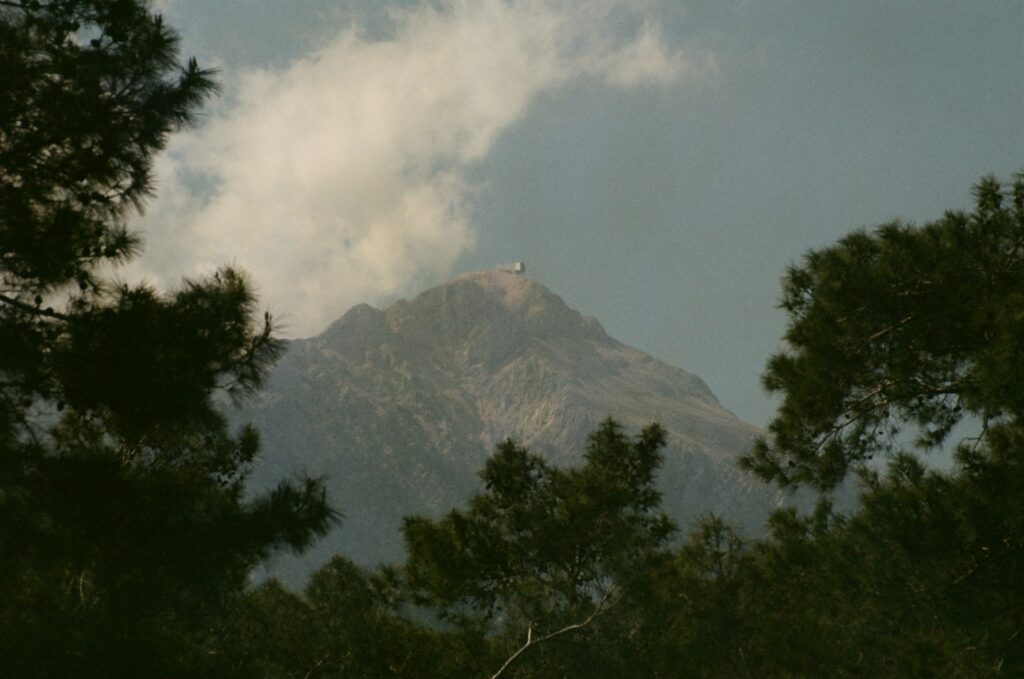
[403,420,674,677]
[0,2,334,676]
[219,421,676,678]
[742,174,1024,489]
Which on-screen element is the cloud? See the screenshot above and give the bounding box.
[150,0,177,15]
[136,0,692,336]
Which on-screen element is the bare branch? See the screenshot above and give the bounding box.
[489,587,618,679]
[867,313,916,341]
[301,656,328,679]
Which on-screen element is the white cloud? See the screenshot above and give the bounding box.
[150,0,177,16]
[136,0,693,336]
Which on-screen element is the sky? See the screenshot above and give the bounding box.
[136,0,1024,428]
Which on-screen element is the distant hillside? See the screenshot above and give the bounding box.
[237,271,780,584]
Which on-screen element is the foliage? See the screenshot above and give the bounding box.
[704,171,1024,676]
[222,420,674,678]
[228,384,1022,677]
[403,419,674,677]
[3,4,1019,673]
[219,557,483,678]
[0,2,335,676]
[0,0,210,293]
[741,174,1024,489]
[644,429,1023,677]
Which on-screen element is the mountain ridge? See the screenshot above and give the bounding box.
[240,271,777,584]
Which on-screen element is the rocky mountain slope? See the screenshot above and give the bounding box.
[238,271,778,582]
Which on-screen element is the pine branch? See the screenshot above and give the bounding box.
[0,293,69,320]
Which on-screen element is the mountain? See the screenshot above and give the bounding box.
[238,271,778,583]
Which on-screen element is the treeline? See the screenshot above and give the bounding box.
[221,417,1023,677]
[1,2,1021,677]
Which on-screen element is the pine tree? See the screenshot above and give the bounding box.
[0,2,335,675]
[725,172,1024,676]
[742,174,1024,489]
[402,419,675,678]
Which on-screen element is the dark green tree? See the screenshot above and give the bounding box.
[693,439,1022,677]
[402,419,675,678]
[712,172,1024,676]
[742,174,1024,489]
[635,516,751,677]
[220,557,480,679]
[0,2,335,676]
[217,421,675,678]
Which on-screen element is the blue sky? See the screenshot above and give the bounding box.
[142,1,1023,427]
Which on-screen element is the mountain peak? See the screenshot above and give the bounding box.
[451,269,556,314]
[380,270,606,343]
[434,270,568,317]
[241,272,772,581]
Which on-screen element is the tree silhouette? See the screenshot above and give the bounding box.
[403,419,674,678]
[0,2,335,676]
[742,174,1024,489]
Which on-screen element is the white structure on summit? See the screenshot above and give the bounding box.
[497,261,526,274]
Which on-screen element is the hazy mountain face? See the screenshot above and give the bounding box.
[239,271,777,583]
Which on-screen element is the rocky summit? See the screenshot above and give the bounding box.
[238,271,778,583]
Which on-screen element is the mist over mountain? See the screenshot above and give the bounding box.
[238,271,779,583]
